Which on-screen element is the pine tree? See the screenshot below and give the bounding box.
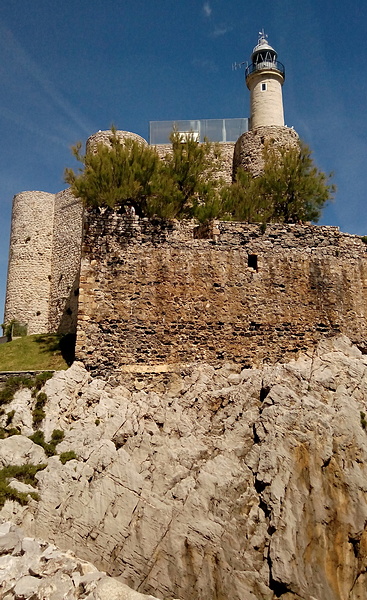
[220,141,335,224]
[64,129,162,214]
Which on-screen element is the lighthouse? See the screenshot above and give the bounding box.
[245,31,285,129]
[233,30,298,179]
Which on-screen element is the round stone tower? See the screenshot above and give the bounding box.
[233,31,298,178]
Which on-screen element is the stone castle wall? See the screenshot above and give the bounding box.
[48,189,83,334]
[76,211,367,376]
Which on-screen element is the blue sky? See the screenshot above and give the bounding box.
[0,0,366,317]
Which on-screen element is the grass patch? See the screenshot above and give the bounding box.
[59,450,77,464]
[29,429,65,457]
[0,334,73,371]
[0,463,46,507]
[32,392,47,428]
[0,372,53,408]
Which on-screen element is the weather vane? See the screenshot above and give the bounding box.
[258,29,268,43]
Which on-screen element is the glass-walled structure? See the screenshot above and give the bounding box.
[150,118,248,145]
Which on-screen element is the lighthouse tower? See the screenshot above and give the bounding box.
[233,31,298,178]
[245,31,285,129]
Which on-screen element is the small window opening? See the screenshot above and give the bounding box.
[248,254,258,270]
[261,83,267,91]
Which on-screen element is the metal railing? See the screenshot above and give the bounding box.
[245,61,285,78]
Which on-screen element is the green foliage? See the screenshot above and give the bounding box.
[65,129,333,225]
[0,376,33,406]
[221,168,269,223]
[361,236,367,244]
[59,451,77,464]
[0,427,20,439]
[221,141,335,224]
[1,320,27,340]
[32,392,48,428]
[0,463,46,507]
[29,429,64,457]
[360,411,367,430]
[0,334,69,371]
[64,128,223,220]
[0,372,53,409]
[65,128,162,213]
[148,130,223,220]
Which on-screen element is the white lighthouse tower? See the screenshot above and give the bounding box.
[233,30,298,178]
[245,31,285,129]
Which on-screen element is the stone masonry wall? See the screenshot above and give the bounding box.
[76,212,367,376]
[48,189,83,334]
[4,191,55,335]
[233,125,299,177]
[4,190,83,336]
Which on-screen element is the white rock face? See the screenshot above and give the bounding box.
[0,523,166,599]
[1,335,367,599]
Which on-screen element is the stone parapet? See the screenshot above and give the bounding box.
[76,212,367,376]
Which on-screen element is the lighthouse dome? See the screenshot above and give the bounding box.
[251,31,278,65]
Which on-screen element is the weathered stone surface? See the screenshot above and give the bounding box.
[233,125,299,177]
[0,436,47,467]
[86,130,148,154]
[4,187,83,336]
[1,336,367,599]
[77,213,367,376]
[0,524,167,600]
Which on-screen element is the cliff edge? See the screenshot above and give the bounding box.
[0,335,367,599]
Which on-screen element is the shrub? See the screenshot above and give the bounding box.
[32,392,47,427]
[0,463,46,507]
[221,141,335,224]
[65,127,223,221]
[29,429,64,457]
[0,376,33,406]
[59,451,77,464]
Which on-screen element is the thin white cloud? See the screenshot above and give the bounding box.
[211,24,233,37]
[203,2,212,17]
[0,105,69,148]
[0,23,92,136]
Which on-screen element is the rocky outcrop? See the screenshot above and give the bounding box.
[1,335,367,599]
[0,522,168,599]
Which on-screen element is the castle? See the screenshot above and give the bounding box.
[5,33,367,374]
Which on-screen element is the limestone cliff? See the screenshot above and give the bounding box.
[1,335,367,599]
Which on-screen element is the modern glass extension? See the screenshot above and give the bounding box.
[149,118,249,145]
